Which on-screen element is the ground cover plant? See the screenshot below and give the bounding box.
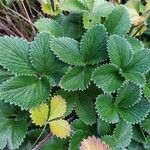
[1,0,150,149]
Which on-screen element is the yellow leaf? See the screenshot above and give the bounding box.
[49,95,66,120]
[80,136,111,150]
[29,103,49,127]
[49,119,71,138]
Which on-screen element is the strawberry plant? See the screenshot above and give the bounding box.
[1,0,150,149]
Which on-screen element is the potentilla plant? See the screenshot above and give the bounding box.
[0,0,150,149]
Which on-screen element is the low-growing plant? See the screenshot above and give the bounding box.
[1,0,150,150]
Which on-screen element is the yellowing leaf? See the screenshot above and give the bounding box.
[49,119,71,138]
[29,103,49,127]
[80,136,111,150]
[49,95,66,120]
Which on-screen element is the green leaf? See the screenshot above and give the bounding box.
[102,135,116,148]
[113,121,132,148]
[92,0,114,17]
[132,125,145,143]
[144,136,150,149]
[41,137,67,150]
[0,76,50,110]
[0,118,27,150]
[144,72,150,100]
[107,35,133,69]
[59,0,88,12]
[119,98,150,124]
[69,131,91,150]
[96,94,119,124]
[97,119,113,136]
[80,25,108,65]
[60,66,93,91]
[105,5,131,35]
[141,116,150,134]
[128,141,145,150]
[75,92,96,124]
[30,32,55,74]
[51,37,85,66]
[0,69,14,84]
[123,49,150,74]
[92,64,124,93]
[125,36,144,53]
[34,18,64,37]
[78,0,94,10]
[115,81,141,108]
[0,36,35,75]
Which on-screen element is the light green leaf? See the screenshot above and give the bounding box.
[78,0,94,10]
[80,25,108,65]
[125,36,144,53]
[115,81,141,107]
[105,6,131,35]
[119,98,150,124]
[59,0,88,12]
[0,69,14,84]
[123,49,150,74]
[30,32,55,74]
[51,37,85,66]
[75,92,96,124]
[0,36,35,75]
[92,64,124,93]
[34,18,64,37]
[0,76,50,110]
[107,35,133,69]
[60,66,93,91]
[96,94,119,124]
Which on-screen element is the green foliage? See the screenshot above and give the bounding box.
[1,0,150,149]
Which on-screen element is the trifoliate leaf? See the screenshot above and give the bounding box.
[69,131,91,150]
[92,64,124,93]
[51,37,85,66]
[96,94,119,124]
[105,6,131,35]
[125,36,144,53]
[0,118,27,150]
[119,97,150,123]
[80,136,111,150]
[80,25,108,65]
[0,76,50,110]
[75,92,96,124]
[0,36,35,75]
[59,0,88,12]
[0,69,14,84]
[113,121,132,148]
[41,137,67,150]
[49,95,66,120]
[107,35,133,69]
[29,103,49,127]
[115,81,141,108]
[34,18,64,37]
[49,119,71,138]
[123,49,150,74]
[30,32,56,74]
[60,66,94,91]
[92,0,114,17]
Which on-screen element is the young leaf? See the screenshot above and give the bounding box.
[107,35,133,69]
[34,18,64,37]
[96,94,119,124]
[51,37,85,66]
[105,5,131,35]
[92,64,124,93]
[0,36,35,75]
[49,95,66,120]
[80,25,108,65]
[0,76,50,110]
[60,66,94,91]
[78,0,94,10]
[29,103,49,127]
[115,81,141,107]
[49,119,71,138]
[75,92,96,124]
[30,32,56,74]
